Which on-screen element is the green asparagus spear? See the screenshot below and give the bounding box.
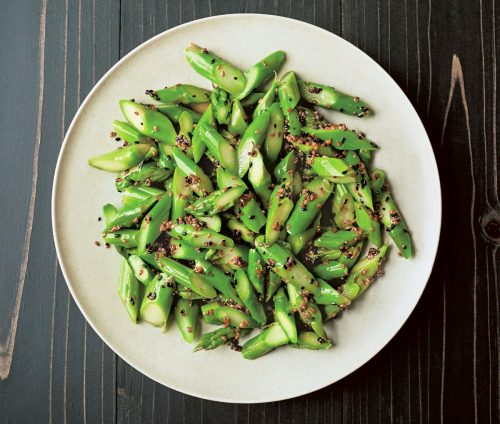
[185,185,246,217]
[291,332,332,350]
[332,184,356,229]
[191,259,241,303]
[255,236,320,296]
[337,240,365,269]
[313,229,362,249]
[240,91,265,106]
[340,244,389,301]
[266,270,282,302]
[196,215,222,232]
[112,120,151,144]
[286,178,332,236]
[197,123,239,175]
[297,80,371,117]
[313,261,349,280]
[201,302,258,328]
[247,249,266,296]
[284,108,302,136]
[287,283,326,339]
[227,217,256,244]
[314,279,351,307]
[169,223,234,249]
[237,50,285,100]
[137,193,172,254]
[148,84,211,105]
[377,190,412,258]
[175,299,199,343]
[248,149,273,205]
[117,258,141,323]
[237,111,270,177]
[287,213,321,255]
[88,144,154,172]
[358,149,372,164]
[354,203,382,247]
[211,87,232,125]
[216,166,246,189]
[323,304,342,320]
[128,254,155,286]
[101,203,125,255]
[273,287,297,343]
[115,162,170,191]
[103,196,157,233]
[228,99,248,136]
[234,269,266,325]
[155,104,201,123]
[194,327,249,352]
[343,151,374,210]
[370,168,386,195]
[168,239,205,261]
[103,229,140,248]
[140,274,175,329]
[210,244,249,272]
[171,167,192,220]
[121,185,164,207]
[263,102,284,166]
[120,100,176,144]
[155,256,216,298]
[278,71,300,114]
[176,111,195,158]
[273,151,297,181]
[302,126,378,151]
[241,323,289,360]
[192,104,214,163]
[252,79,278,119]
[184,43,246,95]
[310,156,356,183]
[265,176,294,245]
[235,193,266,233]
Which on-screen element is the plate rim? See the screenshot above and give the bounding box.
[52,13,442,404]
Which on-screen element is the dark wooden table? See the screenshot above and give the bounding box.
[1,1,498,423]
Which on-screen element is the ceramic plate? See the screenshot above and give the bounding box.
[52,14,441,403]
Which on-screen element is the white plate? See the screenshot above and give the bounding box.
[52,14,441,403]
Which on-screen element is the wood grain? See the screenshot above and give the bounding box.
[0,0,498,423]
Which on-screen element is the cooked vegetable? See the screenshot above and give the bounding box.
[89,45,412,359]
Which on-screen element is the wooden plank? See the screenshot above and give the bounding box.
[0,0,44,387]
